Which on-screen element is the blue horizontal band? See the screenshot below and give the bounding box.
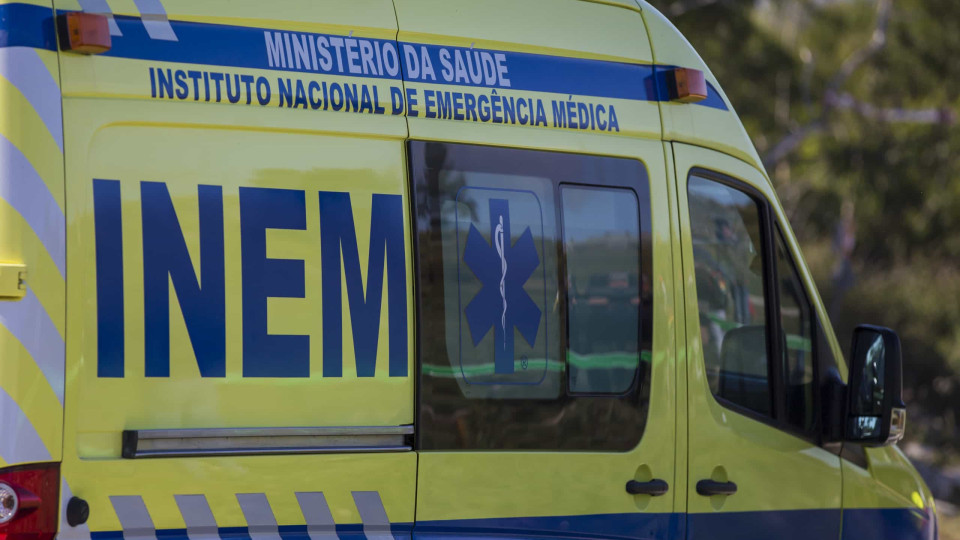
[92,522,413,540]
[0,3,57,50]
[88,507,934,540]
[400,41,657,101]
[0,2,728,110]
[104,14,403,82]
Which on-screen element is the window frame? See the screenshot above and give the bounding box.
[687,168,826,446]
[409,140,655,452]
[773,223,824,440]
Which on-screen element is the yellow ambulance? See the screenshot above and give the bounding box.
[0,0,938,539]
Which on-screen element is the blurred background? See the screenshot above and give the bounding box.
[643,0,960,536]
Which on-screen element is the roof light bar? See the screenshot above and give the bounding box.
[58,12,112,54]
[669,67,708,103]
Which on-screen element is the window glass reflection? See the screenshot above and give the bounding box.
[688,175,771,417]
[562,186,641,394]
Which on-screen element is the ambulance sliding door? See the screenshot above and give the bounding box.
[58,0,416,538]
[396,2,680,537]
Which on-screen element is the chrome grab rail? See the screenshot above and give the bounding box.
[122,425,414,458]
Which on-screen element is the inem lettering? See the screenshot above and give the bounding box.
[92,180,408,379]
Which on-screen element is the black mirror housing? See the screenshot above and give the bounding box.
[845,324,906,447]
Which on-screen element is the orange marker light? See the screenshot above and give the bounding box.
[670,67,708,103]
[58,12,112,54]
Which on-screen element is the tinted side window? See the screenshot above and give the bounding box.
[411,141,653,451]
[688,175,771,417]
[562,186,641,395]
[775,228,816,433]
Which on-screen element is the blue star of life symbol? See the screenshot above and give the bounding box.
[463,198,542,374]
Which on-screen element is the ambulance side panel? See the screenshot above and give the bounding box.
[0,0,65,471]
[395,1,682,537]
[56,0,416,537]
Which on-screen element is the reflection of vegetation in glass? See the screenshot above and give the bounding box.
[412,142,653,451]
[688,175,770,416]
[561,186,641,394]
[775,229,815,432]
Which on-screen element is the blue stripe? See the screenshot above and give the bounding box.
[86,508,934,540]
[216,525,252,540]
[103,14,402,83]
[0,3,56,50]
[95,524,413,540]
[91,532,124,540]
[700,82,728,110]
[416,513,681,539]
[154,529,190,540]
[0,2,725,110]
[103,13,657,102]
[687,508,841,540]
[0,2,729,109]
[842,507,937,540]
[401,42,658,102]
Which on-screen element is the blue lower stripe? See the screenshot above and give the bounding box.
[842,507,937,540]
[92,524,413,540]
[417,512,681,539]
[89,508,934,540]
[687,508,840,540]
[418,508,933,540]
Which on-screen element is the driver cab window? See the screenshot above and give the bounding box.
[688,174,771,417]
[689,172,833,441]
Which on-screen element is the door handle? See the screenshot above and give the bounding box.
[625,479,669,496]
[696,479,737,496]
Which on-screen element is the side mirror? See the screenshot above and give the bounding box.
[845,325,906,446]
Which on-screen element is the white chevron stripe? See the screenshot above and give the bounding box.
[77,0,122,36]
[0,133,66,277]
[352,492,395,540]
[0,48,63,152]
[83,490,399,539]
[133,0,178,41]
[295,492,338,540]
[0,386,50,464]
[110,496,158,540]
[0,289,65,404]
[236,493,282,540]
[175,494,220,540]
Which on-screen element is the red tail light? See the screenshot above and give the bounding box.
[0,464,59,540]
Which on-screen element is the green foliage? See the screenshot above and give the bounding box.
[646,0,960,459]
